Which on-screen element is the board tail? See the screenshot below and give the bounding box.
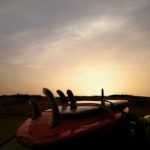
[29,99,41,119]
[67,89,77,110]
[43,88,60,127]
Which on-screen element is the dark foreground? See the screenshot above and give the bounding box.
[0,94,150,149]
[1,115,149,150]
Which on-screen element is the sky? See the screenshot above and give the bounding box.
[0,0,150,96]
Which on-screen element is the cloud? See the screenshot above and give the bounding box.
[0,0,149,64]
[0,0,150,95]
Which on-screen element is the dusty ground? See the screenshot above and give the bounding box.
[0,95,150,145]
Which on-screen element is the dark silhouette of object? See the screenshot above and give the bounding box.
[100,88,115,108]
[139,115,150,148]
[29,99,41,119]
[101,88,105,105]
[56,90,68,104]
[57,90,68,111]
[43,88,60,127]
[66,89,77,110]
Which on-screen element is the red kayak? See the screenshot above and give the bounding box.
[16,88,129,148]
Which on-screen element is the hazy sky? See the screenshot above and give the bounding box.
[0,0,150,96]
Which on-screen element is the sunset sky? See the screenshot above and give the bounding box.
[0,0,150,96]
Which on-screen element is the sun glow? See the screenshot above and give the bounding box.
[50,62,149,96]
[61,66,122,96]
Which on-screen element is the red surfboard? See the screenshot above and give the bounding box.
[16,88,129,148]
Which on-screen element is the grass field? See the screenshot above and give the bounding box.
[0,94,150,145]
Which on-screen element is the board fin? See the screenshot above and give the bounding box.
[29,99,41,120]
[57,90,68,104]
[101,88,105,105]
[67,89,77,110]
[57,90,68,111]
[43,88,60,127]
